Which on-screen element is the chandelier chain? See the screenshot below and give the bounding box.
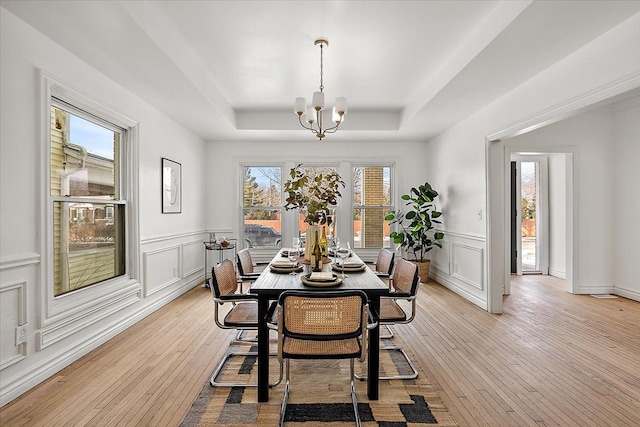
[319,43,324,93]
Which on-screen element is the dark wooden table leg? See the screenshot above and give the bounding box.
[257,295,269,402]
[368,295,380,400]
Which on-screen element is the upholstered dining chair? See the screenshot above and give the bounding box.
[209,259,281,387]
[268,290,377,427]
[356,257,420,381]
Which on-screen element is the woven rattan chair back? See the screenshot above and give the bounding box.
[274,290,370,427]
[375,249,395,276]
[282,293,364,339]
[237,248,255,275]
[211,259,239,298]
[391,258,419,295]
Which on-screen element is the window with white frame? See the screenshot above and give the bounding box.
[242,166,282,248]
[49,96,128,297]
[353,166,392,249]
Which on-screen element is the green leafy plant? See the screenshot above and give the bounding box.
[385,181,444,262]
[283,163,345,226]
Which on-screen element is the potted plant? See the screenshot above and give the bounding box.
[385,181,444,283]
[283,164,345,259]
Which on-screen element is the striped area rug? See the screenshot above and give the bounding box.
[181,334,458,426]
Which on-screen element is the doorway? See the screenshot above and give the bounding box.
[510,155,549,276]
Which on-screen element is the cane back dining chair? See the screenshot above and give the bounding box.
[236,248,267,289]
[356,257,419,381]
[373,248,395,280]
[209,259,281,387]
[268,290,377,427]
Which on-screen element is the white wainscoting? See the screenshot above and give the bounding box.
[182,239,204,278]
[143,245,181,297]
[452,243,484,290]
[0,280,28,370]
[429,230,487,310]
[1,232,208,407]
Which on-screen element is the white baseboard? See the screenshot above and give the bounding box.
[549,268,566,279]
[0,277,201,407]
[613,286,640,303]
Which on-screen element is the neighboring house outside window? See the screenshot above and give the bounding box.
[242,166,282,249]
[50,100,126,296]
[353,166,392,249]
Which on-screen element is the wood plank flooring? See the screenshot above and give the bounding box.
[1,275,639,426]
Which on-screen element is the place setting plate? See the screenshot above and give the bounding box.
[281,248,305,257]
[269,262,304,274]
[331,262,366,273]
[301,272,343,287]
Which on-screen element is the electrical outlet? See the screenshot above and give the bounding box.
[15,325,27,345]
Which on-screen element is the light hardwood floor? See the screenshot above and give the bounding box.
[1,275,639,426]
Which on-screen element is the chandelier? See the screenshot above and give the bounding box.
[294,39,347,141]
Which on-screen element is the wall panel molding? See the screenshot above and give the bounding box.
[0,275,199,407]
[143,245,181,297]
[182,239,204,278]
[451,243,484,290]
[431,240,451,275]
[140,230,205,245]
[0,281,28,369]
[0,253,40,271]
[37,284,141,350]
[440,230,486,242]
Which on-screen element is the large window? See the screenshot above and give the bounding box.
[243,166,282,248]
[353,166,392,248]
[50,100,126,296]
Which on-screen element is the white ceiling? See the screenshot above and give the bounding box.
[3,0,640,142]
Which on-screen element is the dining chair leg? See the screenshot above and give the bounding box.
[380,324,394,339]
[210,350,283,387]
[278,359,291,427]
[355,344,418,381]
[350,358,362,427]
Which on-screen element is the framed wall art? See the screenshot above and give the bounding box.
[162,157,181,213]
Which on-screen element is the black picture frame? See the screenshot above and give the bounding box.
[162,157,182,213]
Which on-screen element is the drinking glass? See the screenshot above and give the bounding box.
[331,237,340,262]
[336,245,350,279]
[288,247,299,276]
[292,237,301,250]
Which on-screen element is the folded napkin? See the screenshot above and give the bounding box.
[272,260,296,268]
[343,261,364,267]
[309,272,334,282]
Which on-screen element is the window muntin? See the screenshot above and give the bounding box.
[353,166,392,249]
[50,102,126,296]
[243,166,282,248]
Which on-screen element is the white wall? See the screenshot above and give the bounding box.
[612,99,640,300]
[548,153,567,279]
[205,139,430,260]
[0,10,206,405]
[424,11,640,311]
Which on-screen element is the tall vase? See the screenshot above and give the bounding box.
[304,224,319,262]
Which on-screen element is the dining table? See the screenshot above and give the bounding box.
[250,249,390,402]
